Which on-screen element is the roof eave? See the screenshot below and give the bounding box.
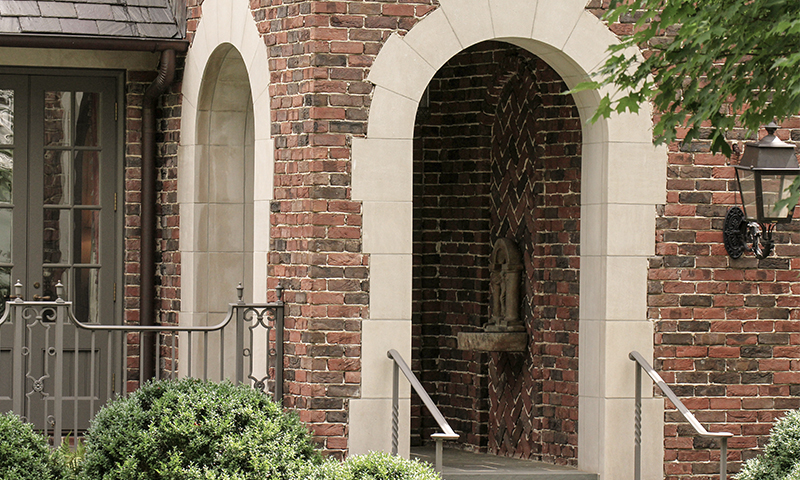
[0,33,189,52]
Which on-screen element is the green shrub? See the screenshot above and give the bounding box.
[345,451,441,480]
[79,378,319,480]
[304,451,442,480]
[737,409,800,480]
[0,411,68,480]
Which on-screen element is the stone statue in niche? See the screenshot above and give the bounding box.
[486,238,524,332]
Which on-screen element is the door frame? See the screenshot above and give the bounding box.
[0,67,125,429]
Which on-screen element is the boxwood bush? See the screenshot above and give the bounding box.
[736,409,800,480]
[304,451,442,480]
[0,411,68,480]
[79,378,319,480]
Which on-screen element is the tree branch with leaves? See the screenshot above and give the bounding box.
[580,0,800,157]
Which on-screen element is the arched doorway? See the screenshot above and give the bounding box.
[411,41,582,464]
[352,2,667,479]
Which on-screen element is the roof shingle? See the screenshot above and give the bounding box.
[0,0,181,39]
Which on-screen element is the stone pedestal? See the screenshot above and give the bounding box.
[457,332,527,352]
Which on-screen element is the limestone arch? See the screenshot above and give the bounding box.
[351,1,667,479]
[178,0,272,376]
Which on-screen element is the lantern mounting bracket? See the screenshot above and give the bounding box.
[724,206,774,259]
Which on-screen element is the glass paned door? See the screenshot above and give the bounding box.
[0,72,118,430]
[32,82,112,323]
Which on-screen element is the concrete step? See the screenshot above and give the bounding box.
[411,447,599,480]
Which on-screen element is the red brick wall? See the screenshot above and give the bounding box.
[650,128,800,479]
[412,43,494,452]
[248,0,437,457]
[412,41,581,464]
[122,66,182,389]
[155,1,800,472]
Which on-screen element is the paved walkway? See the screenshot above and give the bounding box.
[410,447,598,480]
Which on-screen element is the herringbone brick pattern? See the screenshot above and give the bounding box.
[488,62,540,459]
[488,56,581,464]
[412,42,580,465]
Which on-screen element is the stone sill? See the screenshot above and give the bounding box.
[457,332,527,352]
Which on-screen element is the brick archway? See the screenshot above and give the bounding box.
[351,1,667,479]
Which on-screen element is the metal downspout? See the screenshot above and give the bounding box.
[140,49,176,381]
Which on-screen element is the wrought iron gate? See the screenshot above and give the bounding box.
[0,281,284,445]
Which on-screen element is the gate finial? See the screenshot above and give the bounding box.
[236,283,245,304]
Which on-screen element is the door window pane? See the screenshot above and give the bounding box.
[44,91,71,146]
[74,151,99,205]
[0,89,13,204]
[0,266,9,317]
[74,268,99,324]
[74,210,99,264]
[74,92,99,147]
[0,208,10,263]
[0,89,13,145]
[43,150,70,205]
[43,208,70,264]
[0,148,11,204]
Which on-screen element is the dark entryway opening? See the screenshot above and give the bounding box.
[411,41,582,465]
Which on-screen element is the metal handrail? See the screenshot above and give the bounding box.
[387,349,458,472]
[629,350,732,480]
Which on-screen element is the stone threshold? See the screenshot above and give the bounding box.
[410,447,598,480]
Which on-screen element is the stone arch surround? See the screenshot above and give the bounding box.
[179,0,272,309]
[351,1,667,479]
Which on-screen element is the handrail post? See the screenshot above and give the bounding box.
[235,305,243,386]
[391,359,399,456]
[275,285,284,407]
[54,303,65,447]
[436,436,443,472]
[720,436,727,480]
[634,360,642,480]
[12,295,24,416]
[629,351,733,480]
[387,349,458,473]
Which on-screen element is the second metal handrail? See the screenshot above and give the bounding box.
[629,350,732,480]
[387,349,459,472]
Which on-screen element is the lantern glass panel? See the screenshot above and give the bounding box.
[760,172,799,221]
[736,168,757,220]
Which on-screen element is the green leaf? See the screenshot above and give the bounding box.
[585,0,800,156]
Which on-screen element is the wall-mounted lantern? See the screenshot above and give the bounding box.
[724,122,800,259]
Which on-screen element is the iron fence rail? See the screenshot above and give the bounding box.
[629,350,732,480]
[0,281,284,448]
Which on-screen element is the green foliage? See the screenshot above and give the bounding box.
[345,451,441,480]
[0,411,68,480]
[57,433,86,477]
[79,378,319,480]
[579,0,800,156]
[304,451,442,480]
[736,410,800,480]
